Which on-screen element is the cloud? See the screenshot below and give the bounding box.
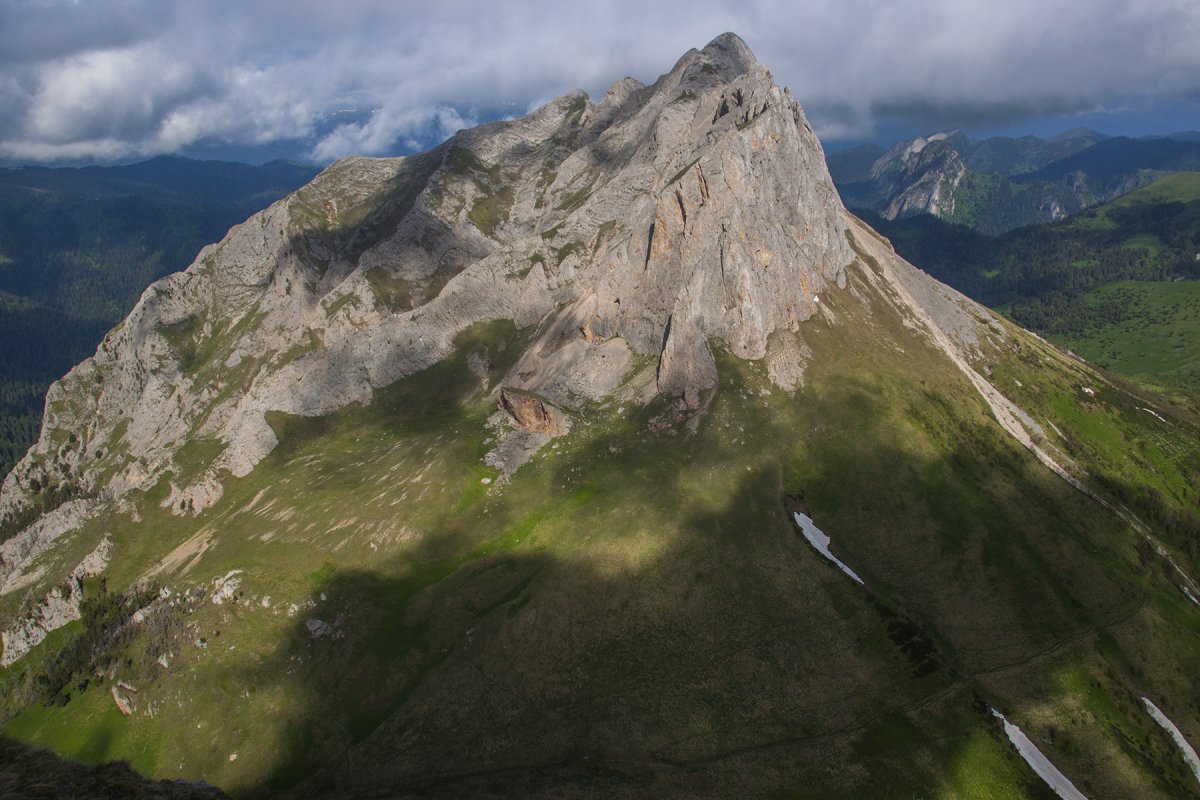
[868,95,1088,131]
[309,106,479,163]
[1,0,1198,163]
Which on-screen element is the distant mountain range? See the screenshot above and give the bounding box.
[0,157,319,478]
[830,130,1200,234]
[0,156,319,210]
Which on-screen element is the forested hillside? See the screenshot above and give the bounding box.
[865,172,1200,396]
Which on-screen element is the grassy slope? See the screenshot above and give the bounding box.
[2,256,1199,798]
[1100,170,1200,206]
[1049,281,1200,393]
[1010,173,1200,403]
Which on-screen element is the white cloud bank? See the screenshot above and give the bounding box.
[1,0,1197,163]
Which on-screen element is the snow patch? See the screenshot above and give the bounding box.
[992,709,1088,800]
[1139,407,1167,423]
[1142,697,1200,786]
[792,512,864,585]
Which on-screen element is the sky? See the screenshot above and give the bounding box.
[1,0,1199,165]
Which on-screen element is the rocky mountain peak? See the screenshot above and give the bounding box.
[869,133,967,220]
[1,33,850,523]
[683,31,760,78]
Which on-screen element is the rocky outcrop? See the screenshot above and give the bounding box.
[869,133,966,221]
[111,685,133,715]
[210,570,243,605]
[498,389,569,436]
[0,498,99,595]
[1,534,112,666]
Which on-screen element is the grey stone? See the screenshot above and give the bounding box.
[0,35,1083,668]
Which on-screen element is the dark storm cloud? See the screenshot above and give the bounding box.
[0,0,171,66]
[1,0,1197,162]
[869,95,1089,130]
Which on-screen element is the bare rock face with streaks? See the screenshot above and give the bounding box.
[869,132,967,221]
[0,33,849,530]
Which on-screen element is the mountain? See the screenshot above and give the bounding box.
[0,158,320,480]
[824,142,886,185]
[1,35,1199,799]
[862,171,1200,398]
[1015,136,1200,187]
[830,129,1200,234]
[958,128,1111,175]
[826,129,1111,190]
[0,157,319,210]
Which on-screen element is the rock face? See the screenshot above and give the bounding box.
[0,32,850,532]
[870,134,966,221]
[498,389,569,436]
[1,534,112,666]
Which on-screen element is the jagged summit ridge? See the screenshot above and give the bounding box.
[0,33,850,521]
[671,31,760,79]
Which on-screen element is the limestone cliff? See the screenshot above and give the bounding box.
[869,133,966,221]
[0,33,850,530]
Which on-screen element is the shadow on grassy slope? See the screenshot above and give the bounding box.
[234,362,1200,799]
[0,734,229,799]
[181,250,1200,798]
[6,248,1200,798]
